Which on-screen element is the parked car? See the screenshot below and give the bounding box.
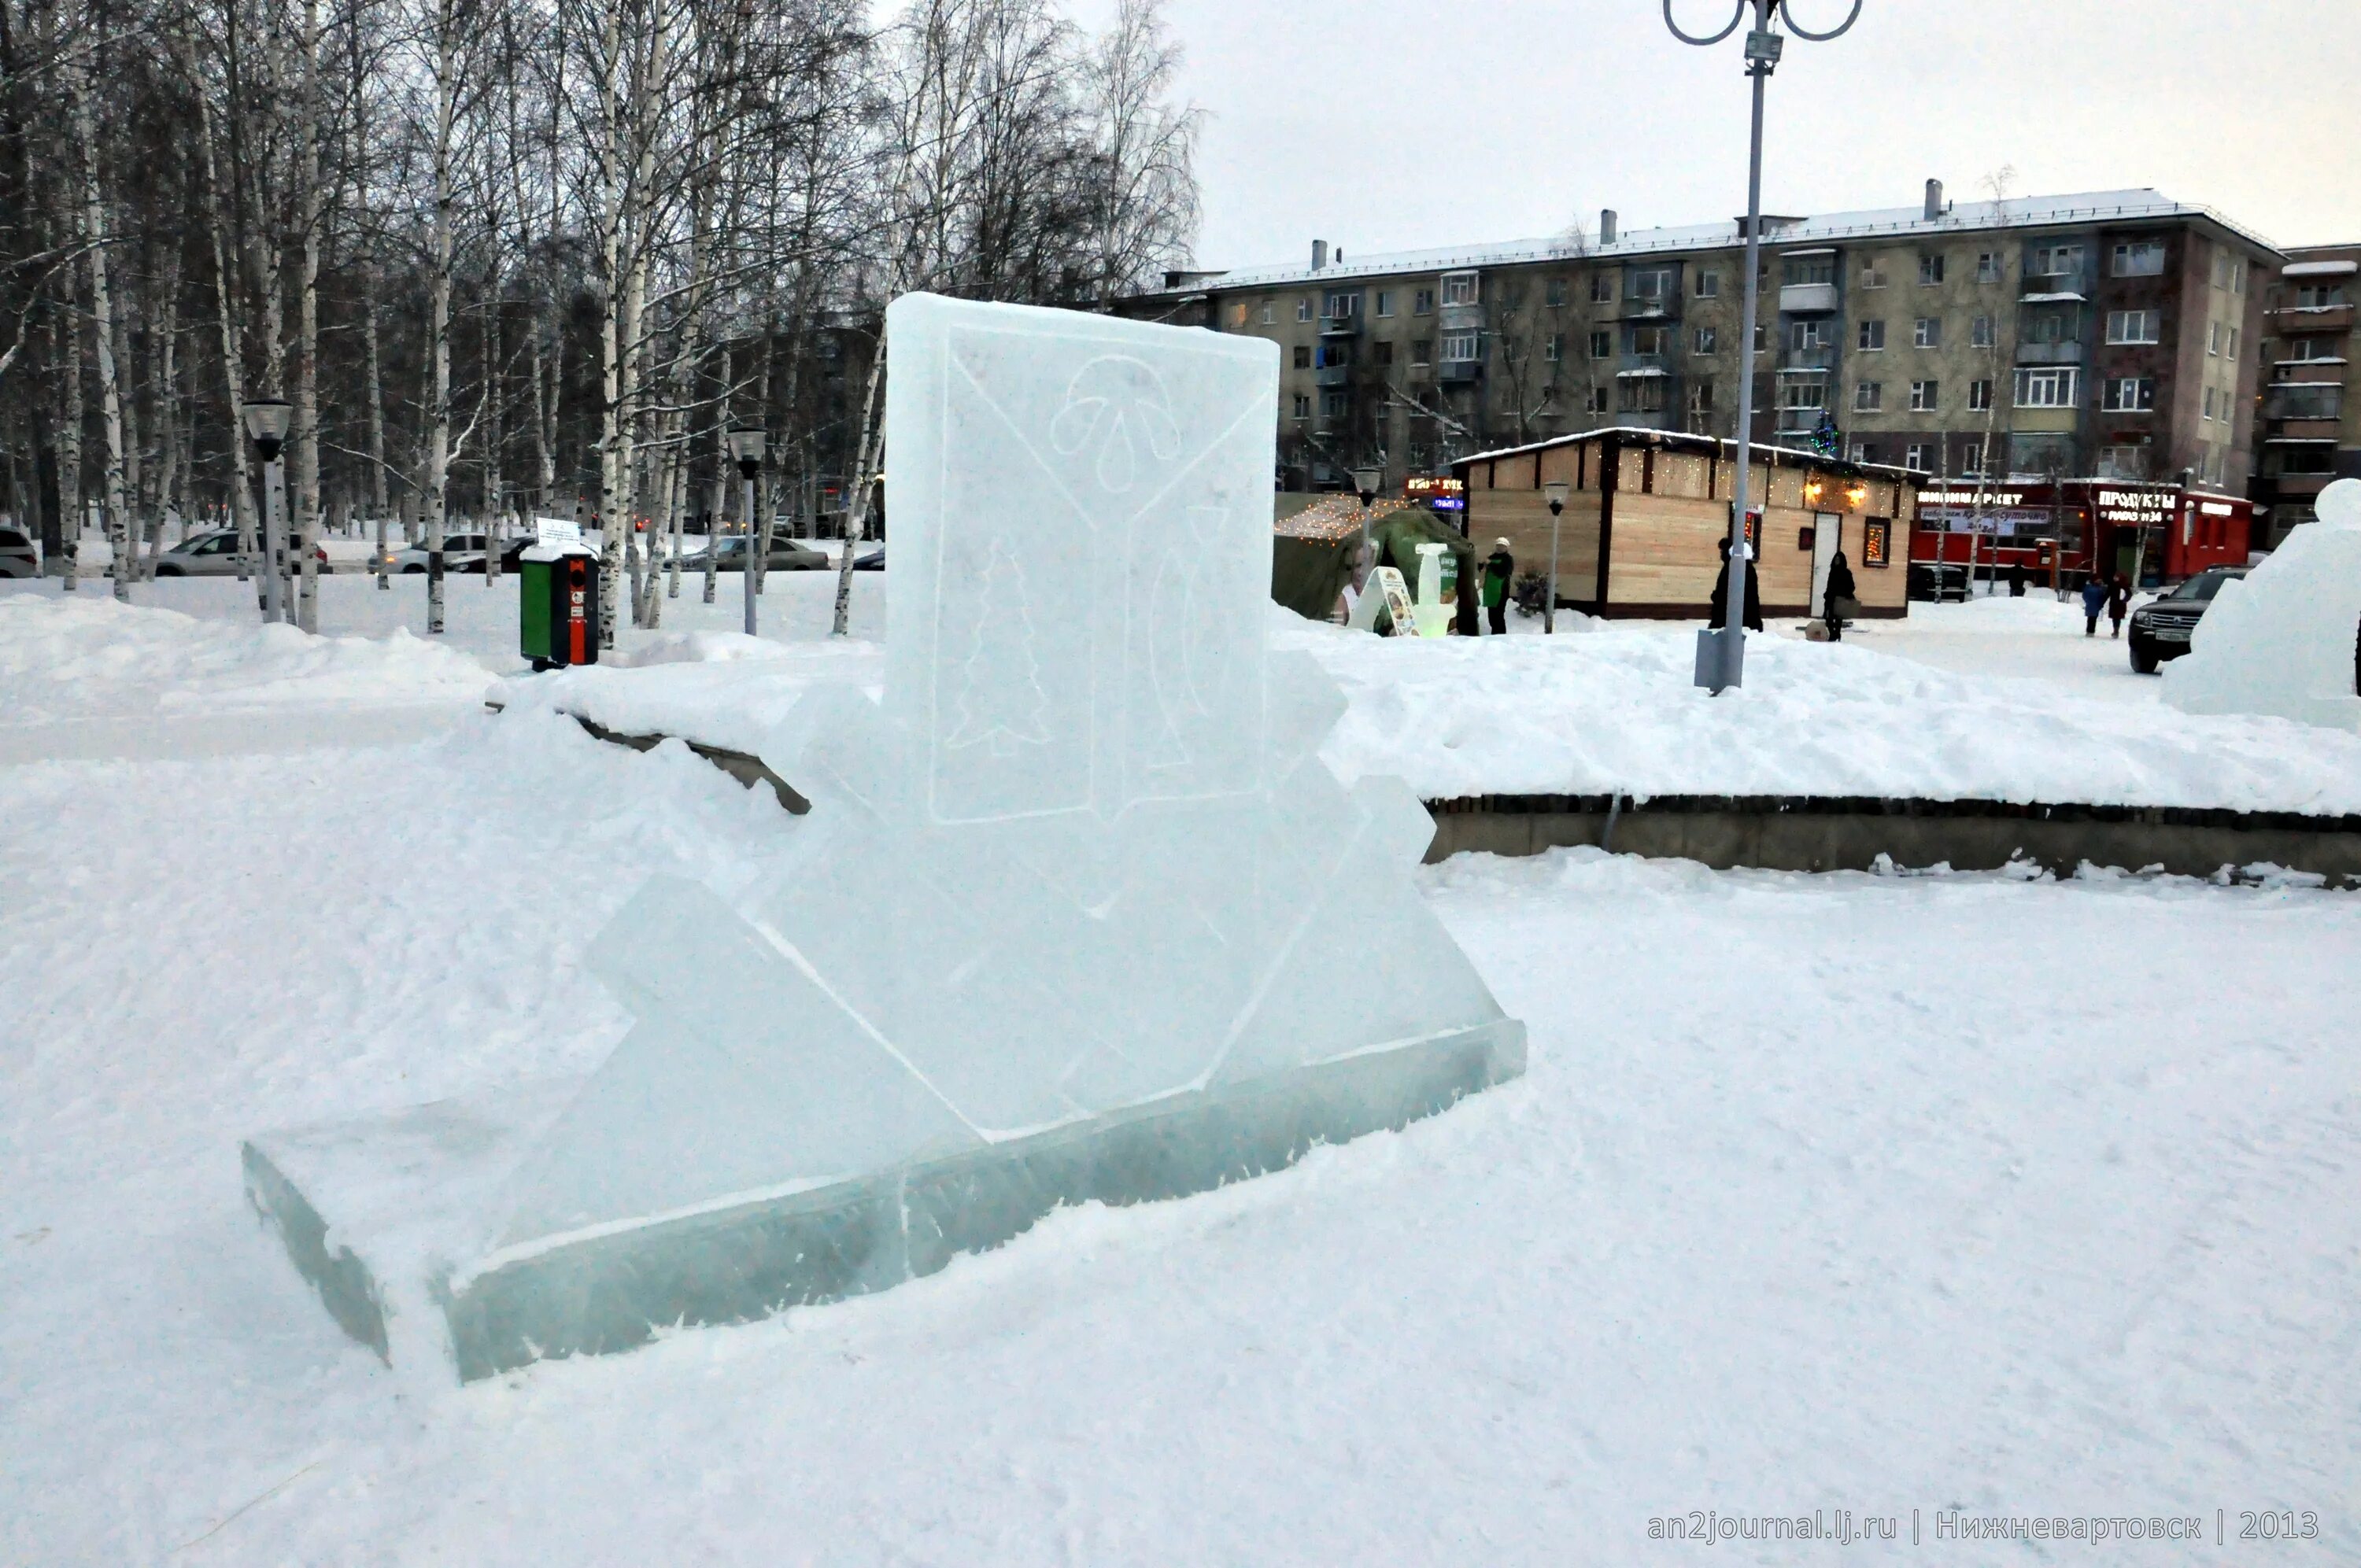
[1907,561,1969,603]
[0,525,37,577]
[390,533,490,574]
[152,529,252,576]
[2126,566,2248,674]
[679,537,829,574]
[852,545,885,572]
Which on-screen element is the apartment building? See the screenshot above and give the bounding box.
[1125,186,2279,500]
[2252,243,2360,544]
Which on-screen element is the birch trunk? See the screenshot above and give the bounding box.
[186,39,256,589]
[484,263,503,584]
[73,68,133,605]
[421,9,458,636]
[145,251,181,574]
[293,0,323,631]
[703,343,725,603]
[57,289,80,592]
[592,0,628,644]
[829,335,885,636]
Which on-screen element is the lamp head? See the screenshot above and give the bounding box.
[1349,464,1382,506]
[241,398,293,459]
[726,426,767,476]
[1543,479,1571,513]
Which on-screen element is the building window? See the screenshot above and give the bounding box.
[1849,441,1871,463]
[1324,290,1359,321]
[1782,254,1836,286]
[1439,330,1480,362]
[1588,330,1613,360]
[1297,300,1312,322]
[1693,269,1720,298]
[2212,253,2231,287]
[1960,440,1983,476]
[1631,325,1669,356]
[1545,276,1567,308]
[1292,344,1310,369]
[2102,375,2156,411]
[1631,267,1673,301]
[1374,290,1395,318]
[1413,288,1435,315]
[1753,323,1767,352]
[2230,257,2246,293]
[2030,244,2083,278]
[1317,341,1352,369]
[1790,319,1831,350]
[1411,338,1432,367]
[1918,253,1945,284]
[1373,340,1394,366]
[2097,444,2151,479]
[1858,319,1886,350]
[1780,380,1826,411]
[1586,385,1609,413]
[1259,302,1274,325]
[2105,309,2161,345]
[1291,394,1310,419]
[2013,367,2078,408]
[1854,380,1883,411]
[1543,333,1561,362]
[2202,386,2219,421]
[2207,320,2223,356]
[1441,271,1478,306]
[1909,379,1939,411]
[2296,282,2345,308]
[1914,316,1942,349]
[1976,251,2003,283]
[1620,376,1666,414]
[1321,389,1348,419]
[1694,326,1718,355]
[1968,378,1993,411]
[1688,378,1714,415]
[1971,313,1995,349]
[1860,256,1888,288]
[2287,337,2334,363]
[1905,442,1932,470]
[2112,239,2167,277]
[2226,326,2240,359]
[1591,273,1616,304]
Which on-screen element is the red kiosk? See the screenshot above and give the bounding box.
[1911,480,2252,587]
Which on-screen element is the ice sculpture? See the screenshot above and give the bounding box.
[2162,478,2361,732]
[242,293,1524,1381]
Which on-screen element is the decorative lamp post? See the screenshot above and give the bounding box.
[727,426,767,636]
[1543,480,1570,635]
[1350,463,1383,591]
[1665,0,1860,692]
[241,398,294,625]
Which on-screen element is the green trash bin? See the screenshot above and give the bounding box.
[519,546,600,670]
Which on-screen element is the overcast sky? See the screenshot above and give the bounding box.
[1077,0,2361,269]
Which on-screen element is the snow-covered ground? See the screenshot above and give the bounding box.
[1833,590,2167,704]
[3,577,2356,1562]
[2,704,2354,1561]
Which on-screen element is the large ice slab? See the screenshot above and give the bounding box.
[2163,478,2361,732]
[246,293,1524,1379]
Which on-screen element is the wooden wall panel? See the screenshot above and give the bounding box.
[1469,489,1602,600]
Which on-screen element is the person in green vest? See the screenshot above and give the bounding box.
[1481,537,1514,635]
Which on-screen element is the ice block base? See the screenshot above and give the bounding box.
[246,1018,1525,1383]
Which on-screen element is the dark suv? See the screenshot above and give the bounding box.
[2126,566,2248,673]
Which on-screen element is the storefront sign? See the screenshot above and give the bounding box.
[1406,475,1466,512]
[2093,489,2175,527]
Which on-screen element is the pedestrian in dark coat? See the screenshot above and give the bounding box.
[2108,573,2132,638]
[1481,537,1514,635]
[1822,550,1857,642]
[2008,559,2027,596]
[1709,537,1764,632]
[2080,571,2108,636]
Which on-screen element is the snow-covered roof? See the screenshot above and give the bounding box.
[2019,291,2086,304]
[1614,366,1669,378]
[1151,190,2280,298]
[1453,425,1927,481]
[2281,260,2358,278]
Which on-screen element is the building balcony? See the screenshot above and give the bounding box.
[1619,297,1676,321]
[2263,470,2335,496]
[1318,315,1360,338]
[2016,341,2084,364]
[1314,364,1353,387]
[2265,415,2344,439]
[1774,407,1828,432]
[1779,282,1839,315]
[1437,359,1481,384]
[1437,303,1483,331]
[2268,302,2355,333]
[1779,347,1835,372]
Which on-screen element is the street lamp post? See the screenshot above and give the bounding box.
[241,398,294,625]
[1543,480,1570,635]
[728,426,767,636]
[1665,0,1860,692]
[1350,463,1383,593]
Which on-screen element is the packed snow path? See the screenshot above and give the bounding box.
[2,703,2354,1562]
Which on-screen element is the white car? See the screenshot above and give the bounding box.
[389,533,492,574]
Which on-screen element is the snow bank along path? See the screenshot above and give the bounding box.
[2,704,2354,1560]
[507,606,2361,819]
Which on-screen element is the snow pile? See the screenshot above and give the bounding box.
[610,629,799,669]
[0,591,496,725]
[2163,478,2361,732]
